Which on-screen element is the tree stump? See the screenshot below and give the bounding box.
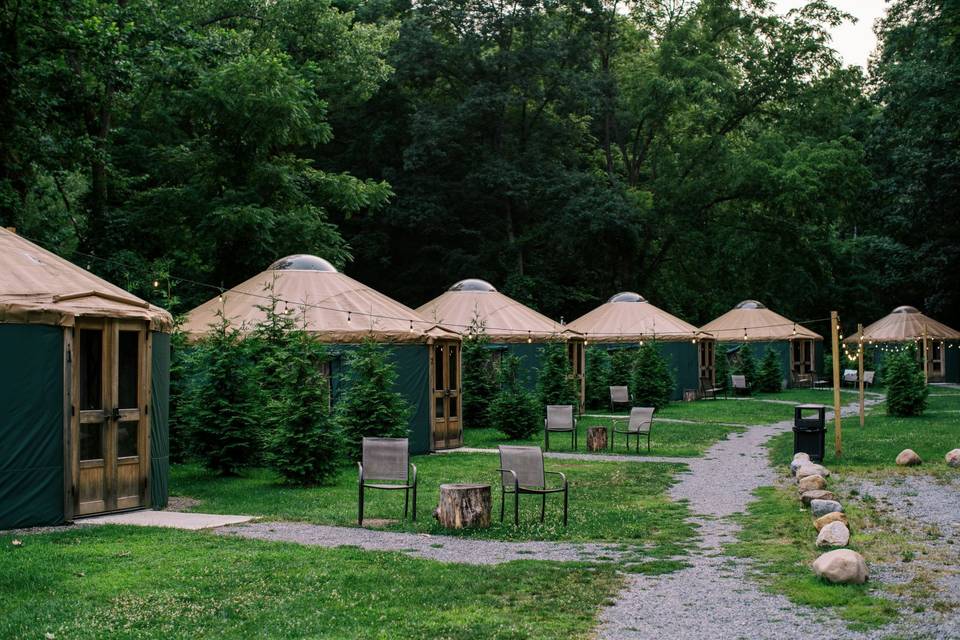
[434,483,492,529]
[586,426,608,452]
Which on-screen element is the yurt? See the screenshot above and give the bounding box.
[845,306,960,383]
[567,292,713,401]
[699,300,823,387]
[0,227,172,529]
[182,255,462,453]
[416,279,585,408]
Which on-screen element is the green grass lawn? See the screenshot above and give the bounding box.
[768,393,960,473]
[171,454,695,556]
[728,486,900,630]
[0,526,622,640]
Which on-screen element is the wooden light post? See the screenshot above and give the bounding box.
[922,325,929,384]
[831,311,842,458]
[858,323,865,428]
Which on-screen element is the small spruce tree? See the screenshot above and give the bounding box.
[757,348,783,392]
[631,343,674,410]
[714,351,731,395]
[610,349,635,387]
[537,339,579,409]
[182,312,260,475]
[585,348,612,409]
[489,354,539,439]
[886,344,928,417]
[735,344,759,387]
[335,340,412,461]
[461,314,498,428]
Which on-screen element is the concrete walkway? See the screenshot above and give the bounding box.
[79,510,253,530]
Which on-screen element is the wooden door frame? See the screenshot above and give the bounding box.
[567,339,586,414]
[67,318,152,520]
[698,339,716,384]
[428,339,463,450]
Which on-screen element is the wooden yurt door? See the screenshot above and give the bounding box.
[567,341,586,413]
[430,341,462,450]
[73,319,150,516]
[698,340,716,384]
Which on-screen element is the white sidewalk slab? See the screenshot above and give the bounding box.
[79,510,252,530]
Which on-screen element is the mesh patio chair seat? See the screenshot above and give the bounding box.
[609,385,631,411]
[863,370,875,386]
[731,374,751,396]
[544,404,577,451]
[358,437,417,526]
[843,369,858,387]
[498,445,568,526]
[611,407,654,453]
[699,376,725,400]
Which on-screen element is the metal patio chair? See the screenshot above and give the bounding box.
[609,385,631,412]
[611,407,654,453]
[863,370,876,387]
[498,445,568,526]
[699,376,725,400]
[843,369,858,388]
[544,404,577,451]
[358,437,417,526]
[731,374,751,396]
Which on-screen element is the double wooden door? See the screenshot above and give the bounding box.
[430,340,462,450]
[73,319,150,516]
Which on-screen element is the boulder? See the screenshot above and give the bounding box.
[798,474,827,492]
[793,452,811,462]
[895,449,922,466]
[810,499,843,518]
[790,452,811,475]
[801,490,836,506]
[812,549,868,584]
[814,512,849,532]
[796,464,831,480]
[816,521,851,548]
[946,449,960,468]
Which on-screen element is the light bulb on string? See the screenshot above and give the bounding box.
[347,311,352,323]
[153,280,160,289]
[527,331,532,344]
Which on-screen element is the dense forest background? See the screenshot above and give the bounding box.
[2,0,957,333]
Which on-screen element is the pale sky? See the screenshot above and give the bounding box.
[775,0,888,69]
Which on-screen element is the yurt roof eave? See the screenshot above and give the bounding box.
[566,297,704,342]
[699,304,822,342]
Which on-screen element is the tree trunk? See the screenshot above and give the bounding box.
[586,426,608,452]
[434,483,492,529]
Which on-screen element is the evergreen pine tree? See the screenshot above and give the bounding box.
[631,343,674,410]
[886,344,929,417]
[460,314,498,428]
[335,340,412,461]
[757,348,783,392]
[735,344,759,387]
[537,339,578,408]
[714,350,731,395]
[182,311,260,475]
[490,354,539,439]
[610,349,635,387]
[585,348,612,409]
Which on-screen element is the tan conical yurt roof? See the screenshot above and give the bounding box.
[844,306,960,343]
[566,292,705,342]
[415,279,575,343]
[0,227,172,331]
[699,300,821,342]
[182,255,458,343]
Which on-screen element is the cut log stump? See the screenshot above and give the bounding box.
[434,483,492,529]
[586,426,608,452]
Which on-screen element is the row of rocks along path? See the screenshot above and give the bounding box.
[219,394,929,639]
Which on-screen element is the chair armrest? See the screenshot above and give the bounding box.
[498,468,520,491]
[545,470,568,488]
[409,462,417,486]
[357,462,363,484]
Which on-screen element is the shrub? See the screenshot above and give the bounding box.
[537,339,579,409]
[714,350,731,395]
[461,316,498,428]
[585,348,612,409]
[631,343,674,410]
[734,344,758,387]
[181,312,260,476]
[822,354,833,379]
[490,354,539,439]
[885,345,928,417]
[757,348,783,392]
[335,340,412,461]
[262,329,342,485]
[610,349,635,387]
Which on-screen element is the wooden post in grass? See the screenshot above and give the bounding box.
[831,311,842,458]
[922,325,929,385]
[858,323,865,428]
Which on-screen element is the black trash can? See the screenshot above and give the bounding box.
[793,404,826,463]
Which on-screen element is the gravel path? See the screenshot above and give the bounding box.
[437,446,692,465]
[217,521,642,565]
[596,400,884,640]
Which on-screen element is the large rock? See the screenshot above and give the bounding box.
[801,490,836,505]
[816,521,851,548]
[790,453,812,475]
[946,449,960,468]
[811,499,843,518]
[796,463,831,480]
[793,452,811,462]
[895,449,922,466]
[814,512,849,531]
[798,474,827,492]
[812,549,868,584]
